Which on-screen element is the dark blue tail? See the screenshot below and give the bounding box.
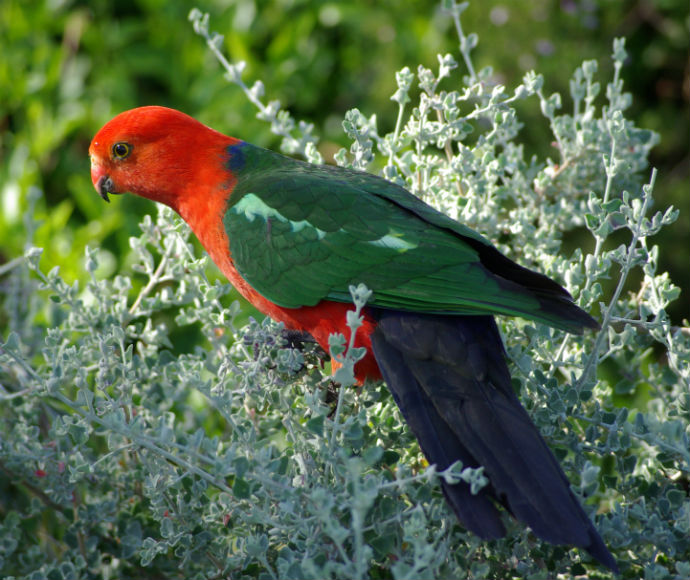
[370,310,618,572]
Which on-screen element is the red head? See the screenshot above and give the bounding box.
[89,106,239,211]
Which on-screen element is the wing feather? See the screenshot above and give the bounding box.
[223,145,597,331]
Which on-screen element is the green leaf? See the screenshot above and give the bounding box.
[233,478,251,500]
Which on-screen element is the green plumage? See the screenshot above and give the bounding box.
[223,143,597,333]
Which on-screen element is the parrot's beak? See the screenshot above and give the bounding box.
[96,175,115,203]
[90,153,118,203]
[90,162,115,203]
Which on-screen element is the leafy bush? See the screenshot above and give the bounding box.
[1,1,688,578]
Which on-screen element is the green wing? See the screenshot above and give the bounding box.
[223,144,588,329]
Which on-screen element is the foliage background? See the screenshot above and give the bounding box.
[1,1,689,579]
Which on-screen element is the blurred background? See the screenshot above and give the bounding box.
[1,0,688,323]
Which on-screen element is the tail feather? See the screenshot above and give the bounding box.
[371,332,506,539]
[370,310,618,572]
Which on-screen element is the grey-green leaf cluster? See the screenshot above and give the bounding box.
[1,1,687,578]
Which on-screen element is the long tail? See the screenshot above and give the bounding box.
[369,310,618,572]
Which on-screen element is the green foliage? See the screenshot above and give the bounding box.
[1,1,689,578]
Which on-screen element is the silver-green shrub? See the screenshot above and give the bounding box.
[1,2,688,578]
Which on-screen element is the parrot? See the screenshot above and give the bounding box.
[89,106,618,572]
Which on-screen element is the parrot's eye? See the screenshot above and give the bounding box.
[111,142,133,160]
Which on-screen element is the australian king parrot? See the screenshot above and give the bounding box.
[89,106,617,571]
